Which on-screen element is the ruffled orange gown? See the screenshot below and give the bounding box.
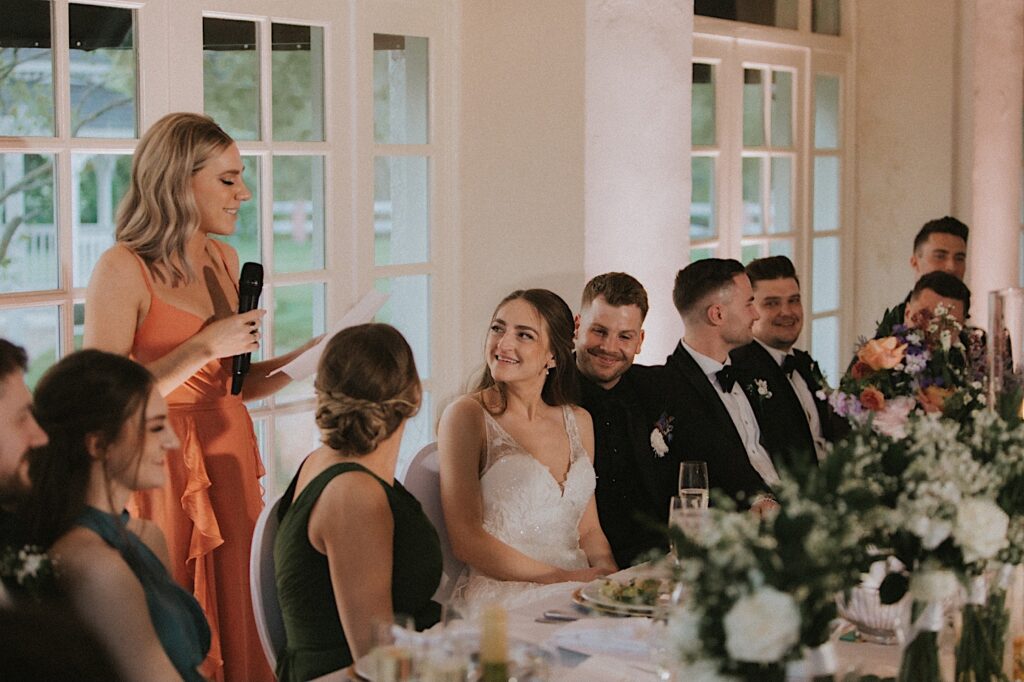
[124,243,272,682]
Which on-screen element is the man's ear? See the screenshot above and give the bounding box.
[909,252,920,275]
[706,303,724,326]
[573,314,581,341]
[636,329,645,355]
[84,432,105,460]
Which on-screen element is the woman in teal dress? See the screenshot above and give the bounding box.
[275,323,442,681]
[24,350,210,682]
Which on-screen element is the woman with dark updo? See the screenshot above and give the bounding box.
[273,324,441,681]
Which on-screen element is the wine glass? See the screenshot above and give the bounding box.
[678,461,709,510]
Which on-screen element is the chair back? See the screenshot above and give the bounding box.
[250,494,286,670]
[400,442,465,603]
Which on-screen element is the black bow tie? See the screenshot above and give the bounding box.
[783,353,817,390]
[716,366,736,393]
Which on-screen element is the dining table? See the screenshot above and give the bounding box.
[327,563,956,681]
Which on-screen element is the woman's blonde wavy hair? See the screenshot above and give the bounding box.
[314,323,421,456]
[116,112,234,285]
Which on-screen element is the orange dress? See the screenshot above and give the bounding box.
[124,243,272,682]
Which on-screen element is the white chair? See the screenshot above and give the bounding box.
[400,442,465,604]
[250,494,286,670]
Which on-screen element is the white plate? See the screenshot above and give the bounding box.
[574,580,663,616]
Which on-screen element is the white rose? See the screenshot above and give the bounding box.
[909,515,952,550]
[723,586,800,663]
[955,497,1009,564]
[909,569,959,602]
[650,429,668,457]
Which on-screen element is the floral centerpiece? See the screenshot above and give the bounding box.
[830,304,985,436]
[667,465,872,682]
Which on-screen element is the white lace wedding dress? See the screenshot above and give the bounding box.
[454,404,595,611]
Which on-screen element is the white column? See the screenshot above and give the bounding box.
[968,0,1023,329]
[584,0,692,363]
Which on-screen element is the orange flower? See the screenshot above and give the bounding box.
[917,385,954,413]
[857,337,907,371]
[850,361,872,380]
[860,387,886,411]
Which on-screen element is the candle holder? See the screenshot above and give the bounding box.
[987,288,1024,420]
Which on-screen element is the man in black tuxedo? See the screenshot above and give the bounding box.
[574,273,669,567]
[653,259,778,512]
[0,339,48,550]
[730,256,848,474]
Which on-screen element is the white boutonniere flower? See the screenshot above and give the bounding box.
[754,379,772,400]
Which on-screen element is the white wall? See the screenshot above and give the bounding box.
[454,0,588,391]
[852,0,960,341]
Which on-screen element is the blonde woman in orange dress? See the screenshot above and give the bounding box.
[84,112,317,682]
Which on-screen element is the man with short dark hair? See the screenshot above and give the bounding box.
[904,270,971,328]
[575,272,668,566]
[653,259,777,509]
[730,256,847,472]
[876,216,969,336]
[0,340,48,547]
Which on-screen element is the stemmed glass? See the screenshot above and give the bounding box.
[678,460,709,510]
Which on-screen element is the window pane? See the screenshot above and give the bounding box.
[741,243,762,264]
[72,153,130,287]
[374,156,429,266]
[811,316,839,387]
[68,4,136,138]
[397,391,432,476]
[692,63,715,146]
[815,75,841,149]
[812,236,840,313]
[743,69,765,147]
[690,247,715,262]
[373,34,428,145]
[813,156,840,231]
[0,305,59,387]
[272,24,324,142]
[273,281,326,404]
[0,153,57,293]
[742,156,763,236]
[74,301,85,350]
[220,155,261,266]
[691,156,716,241]
[769,239,794,259]
[273,156,325,273]
[272,409,318,501]
[769,156,792,234]
[771,71,793,148]
[695,0,797,29]
[203,18,259,141]
[0,0,55,137]
[375,275,430,378]
[813,0,842,36]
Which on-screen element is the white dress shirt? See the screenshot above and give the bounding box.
[757,340,828,462]
[681,340,780,487]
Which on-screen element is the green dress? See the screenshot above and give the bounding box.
[74,507,211,682]
[274,462,442,682]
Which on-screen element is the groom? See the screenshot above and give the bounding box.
[574,273,674,567]
[652,259,778,510]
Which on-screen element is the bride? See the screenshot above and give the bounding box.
[438,289,617,609]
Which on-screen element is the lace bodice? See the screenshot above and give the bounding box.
[456,405,594,610]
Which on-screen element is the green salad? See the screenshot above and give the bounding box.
[596,577,663,606]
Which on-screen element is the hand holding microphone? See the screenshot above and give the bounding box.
[231,262,264,395]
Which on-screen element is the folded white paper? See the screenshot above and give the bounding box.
[270,290,389,381]
[546,616,655,661]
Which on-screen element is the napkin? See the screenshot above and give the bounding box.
[546,616,655,661]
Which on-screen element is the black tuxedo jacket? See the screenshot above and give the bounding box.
[580,365,676,567]
[730,343,847,473]
[643,343,770,507]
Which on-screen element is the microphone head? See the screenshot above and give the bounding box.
[239,262,263,295]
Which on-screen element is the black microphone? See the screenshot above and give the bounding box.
[231,262,264,396]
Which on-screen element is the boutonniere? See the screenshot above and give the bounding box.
[744,378,773,405]
[650,412,674,458]
[1,544,57,601]
[808,360,831,401]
